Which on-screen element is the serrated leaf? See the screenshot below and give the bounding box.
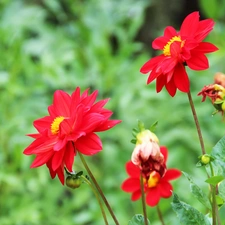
[171,193,211,225]
[128,214,150,225]
[205,175,224,186]
[182,172,211,210]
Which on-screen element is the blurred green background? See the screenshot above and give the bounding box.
[1,0,225,224]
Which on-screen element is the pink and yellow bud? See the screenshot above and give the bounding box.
[131,130,164,168]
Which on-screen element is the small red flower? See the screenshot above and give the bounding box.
[140,11,218,96]
[121,146,181,207]
[24,87,121,184]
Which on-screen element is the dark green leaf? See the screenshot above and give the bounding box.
[128,214,150,225]
[171,193,211,225]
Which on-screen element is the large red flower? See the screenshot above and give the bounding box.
[140,11,218,96]
[121,146,181,207]
[24,87,121,184]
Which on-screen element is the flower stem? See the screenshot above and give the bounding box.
[157,205,165,225]
[209,162,218,225]
[140,174,148,225]
[187,91,206,155]
[81,175,109,225]
[78,152,120,225]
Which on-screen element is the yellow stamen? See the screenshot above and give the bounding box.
[147,171,160,188]
[163,36,184,56]
[51,116,65,135]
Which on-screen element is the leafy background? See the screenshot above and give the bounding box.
[1,0,225,224]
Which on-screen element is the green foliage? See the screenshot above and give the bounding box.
[205,175,225,186]
[171,194,211,225]
[1,0,225,224]
[182,172,211,210]
[128,214,150,225]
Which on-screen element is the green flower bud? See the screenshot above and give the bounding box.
[66,176,81,189]
[201,154,211,165]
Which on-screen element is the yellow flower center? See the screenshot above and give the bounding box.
[163,36,185,56]
[51,116,65,135]
[147,171,161,188]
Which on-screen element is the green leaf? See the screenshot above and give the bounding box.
[171,193,211,225]
[205,175,224,186]
[128,214,150,225]
[218,180,225,201]
[182,172,211,210]
[211,136,225,161]
[149,121,158,132]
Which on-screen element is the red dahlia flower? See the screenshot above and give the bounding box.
[121,146,181,206]
[140,11,218,96]
[23,87,121,184]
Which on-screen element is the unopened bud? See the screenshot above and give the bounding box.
[201,154,211,165]
[66,176,81,189]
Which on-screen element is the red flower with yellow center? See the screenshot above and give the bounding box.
[140,11,218,96]
[121,146,181,206]
[23,87,121,184]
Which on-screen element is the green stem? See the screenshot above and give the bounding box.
[81,175,109,225]
[140,174,148,225]
[157,205,165,225]
[78,152,120,225]
[187,91,206,155]
[209,162,217,225]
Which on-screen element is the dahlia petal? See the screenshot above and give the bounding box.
[30,151,54,168]
[140,55,165,74]
[131,190,141,201]
[195,19,214,41]
[33,116,52,133]
[51,147,65,171]
[160,146,168,163]
[53,90,71,116]
[81,113,105,133]
[126,161,140,178]
[56,165,65,185]
[121,178,140,192]
[164,26,177,37]
[165,79,177,97]
[27,133,41,138]
[95,119,122,132]
[64,142,75,172]
[193,42,218,53]
[53,138,67,151]
[173,64,190,93]
[158,181,173,198]
[71,87,81,108]
[147,69,161,84]
[146,188,161,207]
[47,159,56,178]
[186,53,209,70]
[90,99,110,112]
[156,75,166,93]
[160,57,177,74]
[81,88,89,99]
[163,169,182,181]
[180,11,199,38]
[76,133,102,155]
[152,36,168,49]
[24,137,56,154]
[81,90,98,108]
[59,119,72,136]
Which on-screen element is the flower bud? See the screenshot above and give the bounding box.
[131,130,163,166]
[66,176,81,189]
[200,154,211,165]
